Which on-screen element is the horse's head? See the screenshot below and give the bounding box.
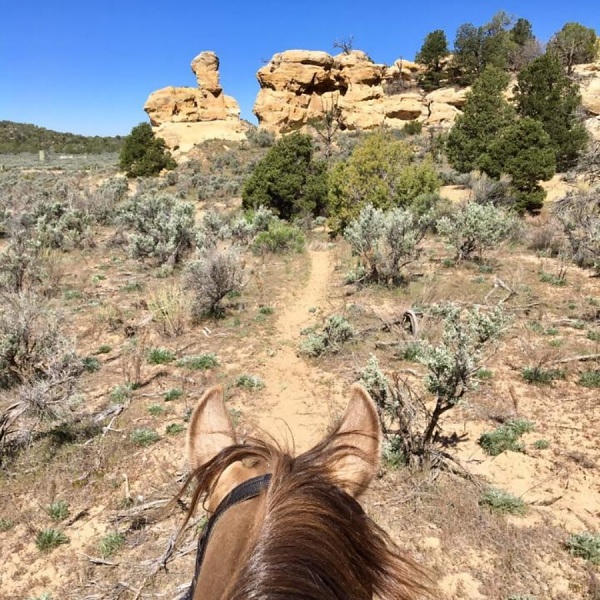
[181,384,432,600]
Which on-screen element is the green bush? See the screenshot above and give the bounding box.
[479,419,535,455]
[236,374,265,390]
[327,131,440,233]
[522,366,565,385]
[47,500,69,522]
[166,423,185,435]
[566,532,600,564]
[98,532,125,558]
[130,428,160,447]
[252,220,305,254]
[36,528,69,552]
[147,347,176,365]
[579,370,600,388]
[82,356,101,373]
[403,120,423,135]
[119,122,176,178]
[344,204,428,285]
[120,193,195,265]
[298,315,354,357]
[176,353,219,370]
[164,388,183,401]
[436,202,517,262]
[479,487,527,515]
[242,133,327,220]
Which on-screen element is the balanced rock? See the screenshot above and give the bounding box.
[144,51,246,153]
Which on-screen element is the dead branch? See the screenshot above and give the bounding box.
[552,353,600,364]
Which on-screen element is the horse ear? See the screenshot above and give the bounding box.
[187,386,236,472]
[329,384,382,498]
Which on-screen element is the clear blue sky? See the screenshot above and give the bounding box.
[2,0,598,136]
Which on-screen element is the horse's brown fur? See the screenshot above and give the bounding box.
[178,426,434,600]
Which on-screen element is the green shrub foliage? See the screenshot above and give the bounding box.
[344,204,428,284]
[119,122,176,178]
[120,193,195,265]
[436,202,517,262]
[242,133,327,220]
[446,66,513,173]
[547,22,599,75]
[328,131,439,233]
[514,54,588,171]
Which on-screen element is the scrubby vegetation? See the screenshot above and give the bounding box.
[1,15,599,597]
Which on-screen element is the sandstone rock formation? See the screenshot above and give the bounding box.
[144,51,246,153]
[253,50,466,133]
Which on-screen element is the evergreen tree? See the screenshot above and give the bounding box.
[510,18,534,46]
[514,53,589,170]
[548,22,599,75]
[242,133,327,220]
[415,30,449,90]
[451,12,513,84]
[481,117,556,213]
[445,66,514,173]
[119,122,175,178]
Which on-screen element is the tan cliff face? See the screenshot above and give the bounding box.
[253,49,454,132]
[144,51,247,153]
[144,50,600,153]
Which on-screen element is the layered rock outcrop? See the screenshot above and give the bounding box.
[144,51,246,153]
[253,50,467,133]
[574,60,600,140]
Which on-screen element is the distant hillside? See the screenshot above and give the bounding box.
[0,121,124,154]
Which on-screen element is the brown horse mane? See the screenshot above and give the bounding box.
[176,425,434,600]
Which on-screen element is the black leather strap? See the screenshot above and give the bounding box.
[184,473,272,600]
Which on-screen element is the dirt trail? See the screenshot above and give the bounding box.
[253,247,344,452]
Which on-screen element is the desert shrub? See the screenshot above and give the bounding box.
[166,423,185,435]
[579,370,600,388]
[298,315,354,358]
[0,233,45,293]
[533,439,550,450]
[566,532,600,564]
[120,193,195,265]
[246,127,276,148]
[252,220,305,254]
[196,209,231,249]
[147,283,188,337]
[527,219,565,256]
[553,190,600,274]
[164,388,183,402]
[47,500,69,522]
[0,518,14,531]
[130,428,160,447]
[361,304,509,467]
[147,403,164,416]
[82,356,100,372]
[479,419,535,455]
[98,532,126,558]
[522,366,565,385]
[328,131,440,233]
[236,374,265,390]
[469,171,513,207]
[403,120,423,135]
[176,353,219,370]
[436,202,517,262]
[36,528,69,552]
[479,488,527,515]
[242,133,328,220]
[147,347,175,365]
[183,248,245,318]
[0,292,82,394]
[119,122,176,178]
[110,384,133,403]
[344,204,428,285]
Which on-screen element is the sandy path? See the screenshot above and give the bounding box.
[254,247,344,452]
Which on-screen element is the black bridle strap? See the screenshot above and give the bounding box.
[185,473,272,600]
